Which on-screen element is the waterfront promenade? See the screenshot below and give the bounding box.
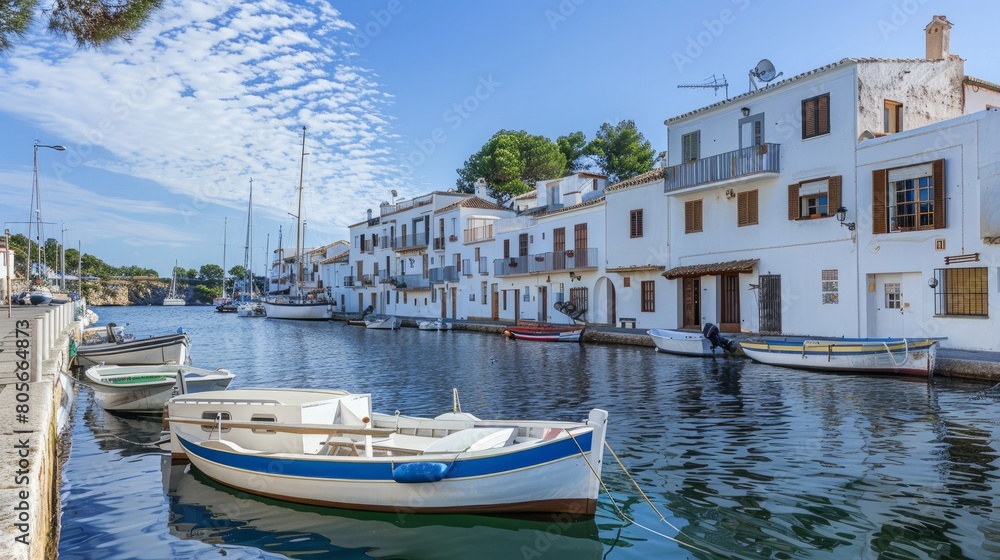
[0,302,85,560]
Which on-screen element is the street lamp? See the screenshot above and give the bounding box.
[31,141,66,286]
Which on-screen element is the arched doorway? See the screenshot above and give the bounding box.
[592,276,616,325]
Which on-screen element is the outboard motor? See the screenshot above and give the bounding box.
[106,322,118,343]
[703,322,737,354]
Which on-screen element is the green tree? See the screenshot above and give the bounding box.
[556,131,590,175]
[586,120,655,184]
[1,0,164,53]
[199,263,224,281]
[228,265,246,280]
[456,130,566,204]
[185,268,198,280]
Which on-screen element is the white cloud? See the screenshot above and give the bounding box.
[0,0,406,240]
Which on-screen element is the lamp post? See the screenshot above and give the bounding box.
[31,141,67,285]
[60,222,68,291]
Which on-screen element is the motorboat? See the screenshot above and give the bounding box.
[263,297,332,320]
[648,323,738,357]
[167,388,609,515]
[236,301,266,317]
[84,364,235,413]
[504,324,584,342]
[81,322,128,345]
[739,337,946,377]
[365,315,399,330]
[74,330,191,368]
[417,318,452,331]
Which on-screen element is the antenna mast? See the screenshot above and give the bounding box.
[677,74,729,99]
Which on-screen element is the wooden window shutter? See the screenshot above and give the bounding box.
[685,200,703,233]
[802,99,815,139]
[872,169,888,234]
[818,94,830,135]
[737,191,757,226]
[693,200,703,232]
[748,190,758,225]
[932,158,946,229]
[788,183,801,220]
[827,176,842,216]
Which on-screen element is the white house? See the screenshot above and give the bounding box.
[855,108,1000,349]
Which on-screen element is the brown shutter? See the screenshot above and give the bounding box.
[802,99,815,138]
[749,190,758,225]
[737,192,748,226]
[694,200,703,232]
[827,176,842,216]
[685,201,693,233]
[872,169,888,234]
[818,94,830,135]
[932,158,946,229]
[788,183,801,220]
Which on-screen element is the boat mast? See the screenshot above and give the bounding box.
[295,126,306,302]
[244,178,254,297]
[222,217,228,299]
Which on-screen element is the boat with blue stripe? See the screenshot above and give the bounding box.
[739,336,946,377]
[167,388,608,515]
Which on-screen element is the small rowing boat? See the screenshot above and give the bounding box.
[84,364,235,413]
[739,337,946,377]
[504,325,584,342]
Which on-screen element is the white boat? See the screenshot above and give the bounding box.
[81,322,128,345]
[75,331,191,368]
[263,128,333,321]
[417,318,452,331]
[365,315,399,330]
[167,388,609,515]
[85,364,235,413]
[163,260,185,306]
[648,323,737,357]
[739,337,946,377]
[236,301,266,317]
[164,462,603,558]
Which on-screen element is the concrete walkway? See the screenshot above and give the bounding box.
[0,302,85,560]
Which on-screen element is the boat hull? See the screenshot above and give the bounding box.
[740,338,943,377]
[263,300,332,320]
[236,302,266,317]
[648,328,718,356]
[86,364,234,413]
[163,298,186,306]
[75,333,190,368]
[365,316,399,330]
[417,320,451,331]
[505,326,583,342]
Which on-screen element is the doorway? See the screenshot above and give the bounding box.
[682,277,700,329]
[720,273,741,333]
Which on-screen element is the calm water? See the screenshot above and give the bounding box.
[58,306,1000,559]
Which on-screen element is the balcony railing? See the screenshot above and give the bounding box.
[377,271,391,283]
[479,256,489,274]
[665,143,780,192]
[389,274,431,291]
[464,224,494,244]
[361,274,375,286]
[392,232,429,251]
[360,239,376,254]
[380,193,434,216]
[343,276,356,287]
[429,266,460,284]
[433,237,446,250]
[494,247,599,277]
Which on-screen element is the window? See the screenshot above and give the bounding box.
[574,223,588,250]
[884,283,901,309]
[630,209,643,238]
[884,100,903,134]
[873,160,945,233]
[570,287,589,314]
[481,282,487,303]
[641,281,655,312]
[623,277,631,288]
[503,239,510,259]
[801,93,830,139]
[685,199,703,233]
[787,176,841,220]
[553,227,565,252]
[934,267,988,316]
[737,190,758,226]
[546,182,560,206]
[681,131,700,162]
[518,233,528,257]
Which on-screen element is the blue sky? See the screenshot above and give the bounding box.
[1,0,996,277]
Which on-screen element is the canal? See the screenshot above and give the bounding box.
[58,306,1000,559]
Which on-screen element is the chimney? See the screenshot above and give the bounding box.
[924,15,952,60]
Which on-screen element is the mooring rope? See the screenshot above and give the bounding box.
[566,431,709,554]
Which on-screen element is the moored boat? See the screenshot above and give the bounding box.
[166,388,608,515]
[75,330,191,368]
[85,364,235,413]
[163,261,186,306]
[739,337,946,377]
[417,318,452,331]
[504,324,584,342]
[648,323,737,357]
[236,301,266,317]
[365,315,399,330]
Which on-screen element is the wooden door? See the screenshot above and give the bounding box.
[358,293,363,314]
[450,287,457,319]
[491,289,499,321]
[539,286,547,323]
[682,277,700,329]
[758,274,782,334]
[514,289,520,324]
[720,273,740,333]
[440,289,446,318]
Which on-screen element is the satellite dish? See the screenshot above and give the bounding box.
[753,59,777,82]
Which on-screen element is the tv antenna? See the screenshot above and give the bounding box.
[749,58,782,91]
[677,74,729,99]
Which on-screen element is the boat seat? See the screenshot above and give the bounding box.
[423,427,516,454]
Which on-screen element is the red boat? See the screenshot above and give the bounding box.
[503,325,585,342]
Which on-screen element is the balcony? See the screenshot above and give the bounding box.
[433,237,446,251]
[429,266,460,284]
[381,193,434,216]
[377,271,391,283]
[360,239,376,254]
[494,247,599,277]
[665,143,780,192]
[343,276,356,287]
[479,256,489,274]
[464,224,494,244]
[361,274,375,286]
[392,232,429,251]
[389,274,431,291]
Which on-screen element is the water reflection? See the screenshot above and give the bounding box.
[164,462,603,559]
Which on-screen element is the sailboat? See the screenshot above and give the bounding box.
[215,218,237,312]
[163,260,186,306]
[21,141,65,305]
[237,179,265,317]
[262,127,333,320]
